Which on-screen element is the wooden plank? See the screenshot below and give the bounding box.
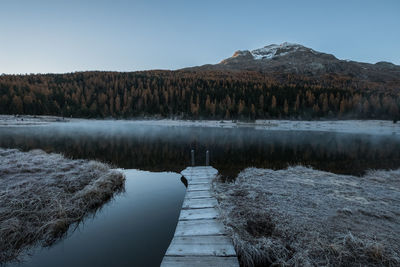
[187,183,211,191]
[174,219,226,236]
[181,168,206,176]
[185,175,211,180]
[188,178,214,185]
[185,190,213,199]
[185,171,218,177]
[186,172,215,178]
[182,168,218,178]
[182,197,217,209]
[165,235,236,256]
[161,256,239,267]
[179,207,219,220]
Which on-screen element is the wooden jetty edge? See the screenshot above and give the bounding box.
[161,166,239,267]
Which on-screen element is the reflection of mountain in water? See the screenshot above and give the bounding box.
[1,123,400,178]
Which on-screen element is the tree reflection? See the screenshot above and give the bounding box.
[1,124,399,179]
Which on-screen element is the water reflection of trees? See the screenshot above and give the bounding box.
[1,125,399,178]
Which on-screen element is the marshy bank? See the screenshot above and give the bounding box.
[0,148,125,264]
[214,167,400,266]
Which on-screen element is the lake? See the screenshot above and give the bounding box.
[8,170,185,267]
[1,120,400,266]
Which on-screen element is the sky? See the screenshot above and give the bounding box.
[1,0,399,74]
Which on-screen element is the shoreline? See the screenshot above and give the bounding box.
[0,114,399,136]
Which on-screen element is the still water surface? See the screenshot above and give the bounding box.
[1,121,400,177]
[1,120,400,266]
[9,170,185,267]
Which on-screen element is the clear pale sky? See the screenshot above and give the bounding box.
[1,0,399,74]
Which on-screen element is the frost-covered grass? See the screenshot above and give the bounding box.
[0,148,125,264]
[214,166,400,266]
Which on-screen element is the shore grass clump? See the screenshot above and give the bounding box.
[214,166,400,266]
[0,148,125,264]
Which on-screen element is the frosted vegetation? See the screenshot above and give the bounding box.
[214,167,400,266]
[0,148,125,264]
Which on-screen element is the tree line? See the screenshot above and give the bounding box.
[0,70,399,120]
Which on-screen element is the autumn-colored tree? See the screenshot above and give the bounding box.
[251,104,256,118]
[12,95,23,114]
[0,70,398,119]
[238,100,245,115]
[294,94,300,112]
[362,99,370,115]
[339,99,347,116]
[271,95,277,110]
[283,99,289,115]
[322,94,329,113]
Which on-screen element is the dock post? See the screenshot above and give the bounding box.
[206,150,210,166]
[191,149,195,166]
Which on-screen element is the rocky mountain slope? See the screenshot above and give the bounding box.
[184,42,400,85]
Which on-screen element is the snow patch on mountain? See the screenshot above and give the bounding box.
[250,42,314,60]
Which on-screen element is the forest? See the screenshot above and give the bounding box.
[0,70,399,120]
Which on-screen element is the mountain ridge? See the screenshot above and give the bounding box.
[183,43,400,85]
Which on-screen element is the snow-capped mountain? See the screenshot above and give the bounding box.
[184,43,400,85]
[234,42,316,61]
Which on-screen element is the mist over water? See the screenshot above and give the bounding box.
[2,120,400,266]
[1,120,400,178]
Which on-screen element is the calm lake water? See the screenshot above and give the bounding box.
[1,120,400,266]
[8,170,185,267]
[1,121,400,177]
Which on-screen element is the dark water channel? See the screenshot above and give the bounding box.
[1,120,400,266]
[8,170,185,267]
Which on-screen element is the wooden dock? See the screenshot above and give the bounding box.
[161,166,239,267]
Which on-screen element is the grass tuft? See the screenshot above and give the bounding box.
[0,148,125,264]
[214,166,400,266]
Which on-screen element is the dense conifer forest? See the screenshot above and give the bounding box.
[0,70,399,120]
